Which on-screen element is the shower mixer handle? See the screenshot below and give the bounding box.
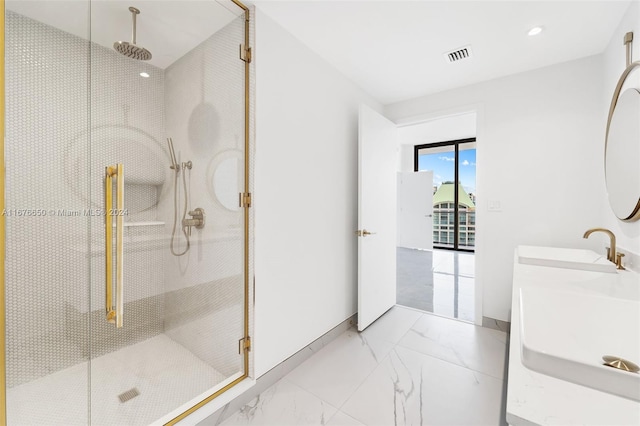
[188,208,204,221]
[183,207,205,236]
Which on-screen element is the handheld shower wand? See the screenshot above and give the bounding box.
[167,138,190,256]
[166,138,204,257]
[167,137,180,172]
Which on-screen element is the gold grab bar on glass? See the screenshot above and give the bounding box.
[105,164,124,328]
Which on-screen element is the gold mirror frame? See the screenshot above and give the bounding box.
[0,2,5,422]
[605,60,640,222]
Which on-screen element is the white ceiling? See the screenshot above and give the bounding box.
[7,1,633,102]
[252,0,632,104]
[6,0,244,69]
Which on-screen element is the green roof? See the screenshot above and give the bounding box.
[433,183,475,208]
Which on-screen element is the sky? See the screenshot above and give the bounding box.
[417,149,476,195]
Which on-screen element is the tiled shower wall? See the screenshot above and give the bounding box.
[5,7,250,389]
[5,9,91,388]
[5,10,166,387]
[161,14,246,378]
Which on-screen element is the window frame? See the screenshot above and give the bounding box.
[414,138,476,253]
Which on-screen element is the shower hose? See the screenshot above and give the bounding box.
[170,165,190,256]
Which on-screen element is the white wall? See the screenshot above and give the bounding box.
[397,113,477,172]
[385,55,605,322]
[254,8,382,377]
[601,1,640,256]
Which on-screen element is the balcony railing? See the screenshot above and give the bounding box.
[432,207,475,249]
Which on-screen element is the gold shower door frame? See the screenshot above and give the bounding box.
[0,0,253,423]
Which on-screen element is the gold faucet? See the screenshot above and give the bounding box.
[583,228,616,263]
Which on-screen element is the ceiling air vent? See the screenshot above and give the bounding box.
[444,45,473,63]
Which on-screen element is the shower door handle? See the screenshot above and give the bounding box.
[105,164,124,328]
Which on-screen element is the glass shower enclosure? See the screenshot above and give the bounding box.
[2,0,252,423]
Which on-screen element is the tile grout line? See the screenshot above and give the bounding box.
[332,349,393,418]
[394,334,508,382]
[395,307,508,381]
[277,334,379,425]
[329,309,425,421]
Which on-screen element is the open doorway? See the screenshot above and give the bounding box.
[395,113,477,323]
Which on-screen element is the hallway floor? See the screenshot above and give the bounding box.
[219,306,508,426]
[397,248,475,322]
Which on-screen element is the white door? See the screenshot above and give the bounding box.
[397,171,433,250]
[357,104,398,331]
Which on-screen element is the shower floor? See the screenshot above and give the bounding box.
[7,334,228,425]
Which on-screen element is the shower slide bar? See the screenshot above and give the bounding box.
[105,164,124,328]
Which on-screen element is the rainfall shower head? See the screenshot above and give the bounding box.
[113,7,152,61]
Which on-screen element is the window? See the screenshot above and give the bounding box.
[416,138,476,252]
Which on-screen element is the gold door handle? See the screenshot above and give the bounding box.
[355,229,376,237]
[105,164,124,328]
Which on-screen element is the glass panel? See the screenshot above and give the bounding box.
[89,1,246,423]
[5,1,91,423]
[5,0,248,423]
[418,145,455,249]
[458,143,476,249]
[418,142,476,251]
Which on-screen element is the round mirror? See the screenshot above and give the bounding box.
[207,149,242,211]
[606,87,640,221]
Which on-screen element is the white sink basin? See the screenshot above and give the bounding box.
[517,245,617,273]
[520,286,640,401]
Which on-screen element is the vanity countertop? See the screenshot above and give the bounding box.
[506,254,640,426]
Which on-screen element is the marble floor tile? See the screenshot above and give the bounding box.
[398,313,507,380]
[360,305,423,344]
[431,303,474,324]
[431,303,455,319]
[456,253,475,278]
[286,328,394,408]
[397,248,476,322]
[220,379,338,426]
[326,410,366,426]
[218,307,508,426]
[340,346,504,426]
[432,273,474,296]
[432,251,475,277]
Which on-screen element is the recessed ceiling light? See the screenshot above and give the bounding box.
[528,27,543,36]
[139,72,150,78]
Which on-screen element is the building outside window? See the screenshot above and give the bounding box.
[432,182,476,249]
[416,139,476,251]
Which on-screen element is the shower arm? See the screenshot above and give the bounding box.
[130,7,139,45]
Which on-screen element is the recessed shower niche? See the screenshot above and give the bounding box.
[2,0,253,424]
[64,126,167,220]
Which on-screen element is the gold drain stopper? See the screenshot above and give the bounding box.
[602,355,640,373]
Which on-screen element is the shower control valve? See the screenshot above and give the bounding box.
[182,207,205,236]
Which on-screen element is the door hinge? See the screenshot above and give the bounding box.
[240,44,252,63]
[239,336,252,353]
[239,192,252,208]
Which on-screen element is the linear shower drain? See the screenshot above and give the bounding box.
[118,387,140,403]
